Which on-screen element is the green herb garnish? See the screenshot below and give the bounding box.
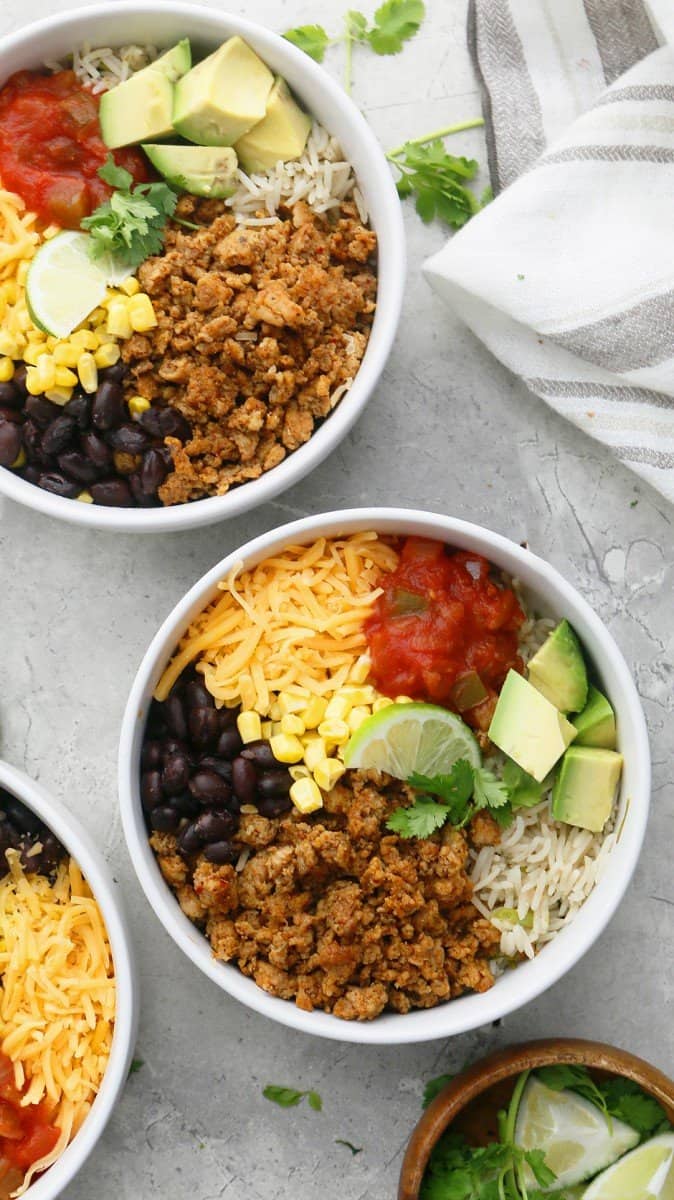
[81,156,177,270]
[423,1073,454,1108]
[599,1078,670,1137]
[285,0,425,91]
[283,24,331,61]
[386,133,488,229]
[335,1138,363,1154]
[263,1085,323,1111]
[387,759,516,838]
[536,1065,610,1126]
[128,1057,144,1075]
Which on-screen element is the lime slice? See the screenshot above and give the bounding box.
[582,1134,674,1200]
[515,1077,639,1191]
[26,231,113,338]
[342,702,480,778]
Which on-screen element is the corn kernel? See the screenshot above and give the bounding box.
[119,276,140,296]
[269,733,304,764]
[261,720,273,739]
[271,721,282,737]
[25,367,42,395]
[341,685,377,706]
[0,332,19,358]
[289,764,311,782]
[395,695,414,705]
[349,654,371,684]
[11,447,26,469]
[77,491,94,503]
[72,330,98,351]
[278,691,307,716]
[15,306,32,332]
[127,293,157,332]
[23,342,49,366]
[54,366,78,388]
[0,281,17,305]
[303,737,328,772]
[313,758,346,792]
[77,352,98,394]
[106,301,132,339]
[324,694,352,721]
[89,307,106,323]
[44,386,73,406]
[45,336,59,351]
[237,711,262,744]
[42,224,60,240]
[127,394,150,418]
[280,713,305,736]
[348,706,371,733]
[300,695,327,730]
[94,325,116,348]
[94,342,121,369]
[35,355,56,390]
[372,696,394,713]
[317,719,350,747]
[269,701,282,721]
[290,777,323,814]
[53,344,80,368]
[0,358,14,382]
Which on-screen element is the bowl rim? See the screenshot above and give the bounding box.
[398,1037,674,1200]
[0,0,405,532]
[0,759,138,1200]
[118,506,651,1044]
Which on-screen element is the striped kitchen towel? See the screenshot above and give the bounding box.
[424,0,674,501]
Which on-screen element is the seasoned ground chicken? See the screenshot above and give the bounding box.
[152,771,500,1020]
[122,196,377,504]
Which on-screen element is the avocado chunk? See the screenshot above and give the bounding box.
[143,144,238,198]
[99,41,192,149]
[173,37,274,147]
[527,619,588,713]
[572,685,617,749]
[235,77,312,173]
[551,745,623,832]
[488,670,577,782]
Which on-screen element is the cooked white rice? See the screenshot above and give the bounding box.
[470,599,618,961]
[48,43,159,93]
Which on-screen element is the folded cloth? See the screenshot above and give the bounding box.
[424,0,674,502]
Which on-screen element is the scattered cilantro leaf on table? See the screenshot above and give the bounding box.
[386,140,486,230]
[81,155,177,270]
[284,0,425,91]
[283,24,330,61]
[128,1057,144,1076]
[263,1085,323,1111]
[335,1139,363,1154]
[367,0,426,53]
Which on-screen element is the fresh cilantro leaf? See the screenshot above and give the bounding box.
[98,155,134,190]
[81,160,178,270]
[523,1147,557,1189]
[368,0,426,54]
[345,9,369,39]
[386,796,449,839]
[263,1085,323,1111]
[630,498,639,508]
[128,1057,144,1076]
[423,1072,454,1107]
[410,761,474,813]
[335,1139,363,1154]
[283,24,330,61]
[501,760,543,809]
[388,139,483,231]
[599,1078,670,1137]
[537,1065,609,1123]
[472,766,510,811]
[307,1091,323,1112]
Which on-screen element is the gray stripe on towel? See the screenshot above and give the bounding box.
[597,84,674,106]
[545,292,674,373]
[526,379,674,410]
[583,0,658,85]
[614,444,674,469]
[544,143,674,166]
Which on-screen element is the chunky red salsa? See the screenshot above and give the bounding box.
[365,538,526,728]
[0,70,151,228]
[0,1053,60,1191]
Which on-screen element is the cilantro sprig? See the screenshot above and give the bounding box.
[81,156,177,270]
[537,1066,670,1142]
[387,132,490,229]
[386,758,521,839]
[263,1084,322,1111]
[284,0,426,91]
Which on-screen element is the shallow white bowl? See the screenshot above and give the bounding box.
[119,508,650,1044]
[0,759,138,1197]
[0,2,405,532]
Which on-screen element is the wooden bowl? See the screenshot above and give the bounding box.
[398,1038,674,1200]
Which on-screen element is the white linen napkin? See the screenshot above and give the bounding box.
[424,0,674,502]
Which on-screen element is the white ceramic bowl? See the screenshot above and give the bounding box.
[0,3,405,532]
[0,759,138,1197]
[119,508,650,1044]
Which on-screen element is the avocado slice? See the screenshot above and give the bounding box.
[235,77,312,173]
[99,41,192,149]
[527,619,588,713]
[551,745,623,832]
[142,144,238,198]
[173,36,274,147]
[572,685,617,749]
[488,670,577,782]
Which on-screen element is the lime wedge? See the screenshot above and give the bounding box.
[26,231,117,338]
[582,1133,674,1200]
[342,702,480,778]
[515,1077,639,1190]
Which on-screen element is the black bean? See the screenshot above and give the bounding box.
[162,752,190,796]
[92,380,125,431]
[232,756,257,805]
[81,431,112,469]
[42,416,75,457]
[11,364,28,395]
[186,679,212,710]
[63,392,91,431]
[57,451,100,484]
[178,821,205,855]
[241,740,277,769]
[3,798,41,835]
[106,423,148,454]
[188,706,220,748]
[37,471,79,498]
[256,768,293,797]
[197,756,233,784]
[257,794,293,818]
[138,407,164,438]
[215,727,243,760]
[188,769,231,806]
[140,447,169,494]
[195,810,236,843]
[21,465,41,485]
[150,805,180,833]
[90,479,133,506]
[0,382,21,409]
[0,405,22,424]
[164,693,187,740]
[159,408,191,441]
[141,740,163,770]
[100,361,127,384]
[171,792,200,817]
[141,770,163,811]
[128,471,156,507]
[160,737,190,764]
[218,706,239,730]
[25,395,59,428]
[203,840,237,865]
[0,420,21,467]
[22,420,47,464]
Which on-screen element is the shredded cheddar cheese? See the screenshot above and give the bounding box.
[0,188,40,281]
[154,532,400,710]
[0,850,115,1194]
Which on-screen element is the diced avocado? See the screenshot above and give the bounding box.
[147,38,192,82]
[142,144,238,198]
[551,745,623,832]
[235,76,311,173]
[488,670,577,782]
[173,36,274,147]
[100,70,174,149]
[572,685,617,749]
[527,619,588,713]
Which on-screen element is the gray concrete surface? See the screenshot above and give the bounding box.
[1,1,673,1197]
